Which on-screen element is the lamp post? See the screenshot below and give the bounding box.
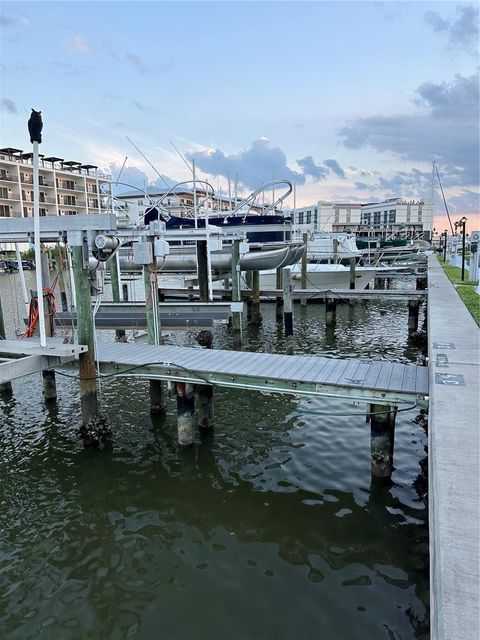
[459,217,467,281]
[443,229,448,262]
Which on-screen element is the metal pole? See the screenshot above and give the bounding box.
[33,141,46,347]
[301,232,307,305]
[443,231,447,262]
[15,243,30,317]
[40,252,57,400]
[461,220,466,281]
[231,238,242,349]
[108,252,126,341]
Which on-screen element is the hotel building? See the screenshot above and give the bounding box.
[0,147,112,219]
[293,198,434,241]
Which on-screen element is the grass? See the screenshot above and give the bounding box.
[438,255,480,325]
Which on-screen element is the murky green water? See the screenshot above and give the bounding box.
[0,273,429,639]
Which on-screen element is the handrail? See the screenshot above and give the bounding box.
[225,180,293,220]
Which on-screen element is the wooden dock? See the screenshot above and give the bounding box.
[67,341,428,406]
[161,287,427,302]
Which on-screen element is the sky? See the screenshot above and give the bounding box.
[1,0,479,230]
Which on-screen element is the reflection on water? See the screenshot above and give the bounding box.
[0,273,429,639]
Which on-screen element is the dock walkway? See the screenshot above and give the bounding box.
[427,255,479,640]
[88,341,428,405]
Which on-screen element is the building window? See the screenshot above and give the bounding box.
[383,211,388,224]
[298,211,304,224]
[0,204,11,216]
[0,187,8,198]
[306,210,311,224]
[346,209,351,223]
[0,169,8,179]
[389,210,396,223]
[418,211,423,222]
[406,205,411,222]
[334,208,339,222]
[374,212,381,226]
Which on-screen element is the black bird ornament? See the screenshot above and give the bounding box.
[28,108,43,144]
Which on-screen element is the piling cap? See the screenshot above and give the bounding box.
[28,109,43,144]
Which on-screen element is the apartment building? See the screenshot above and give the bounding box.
[0,147,112,219]
[293,198,434,240]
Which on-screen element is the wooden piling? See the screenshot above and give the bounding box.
[231,239,242,349]
[56,244,69,312]
[108,253,126,342]
[408,299,420,332]
[325,298,337,326]
[71,245,98,423]
[40,253,57,400]
[143,236,165,415]
[301,233,308,305]
[349,257,356,290]
[282,267,294,354]
[251,270,261,324]
[369,403,397,479]
[275,268,283,320]
[196,240,209,302]
[176,382,197,446]
[196,385,214,430]
[416,276,427,291]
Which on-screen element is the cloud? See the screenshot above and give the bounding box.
[0,98,17,114]
[424,4,479,54]
[125,51,173,75]
[188,138,305,189]
[297,155,329,180]
[52,61,94,76]
[324,158,345,178]
[71,36,90,53]
[110,162,176,196]
[339,72,479,186]
[0,12,29,28]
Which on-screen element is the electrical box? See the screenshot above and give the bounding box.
[149,220,166,235]
[133,241,153,265]
[154,238,170,257]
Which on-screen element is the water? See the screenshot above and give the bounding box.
[0,272,429,639]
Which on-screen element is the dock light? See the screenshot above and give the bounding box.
[457,217,468,281]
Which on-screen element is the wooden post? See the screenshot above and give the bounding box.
[408,299,420,332]
[71,244,98,423]
[231,239,242,349]
[282,267,294,354]
[108,253,126,342]
[275,267,283,320]
[0,293,12,394]
[56,244,69,312]
[349,257,356,290]
[333,238,339,264]
[40,253,57,400]
[369,403,397,479]
[301,233,308,306]
[416,276,427,291]
[196,240,209,302]
[246,270,253,321]
[325,298,337,326]
[176,382,197,446]
[143,236,165,415]
[252,270,261,324]
[196,384,214,430]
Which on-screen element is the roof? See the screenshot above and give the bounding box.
[0,147,23,155]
